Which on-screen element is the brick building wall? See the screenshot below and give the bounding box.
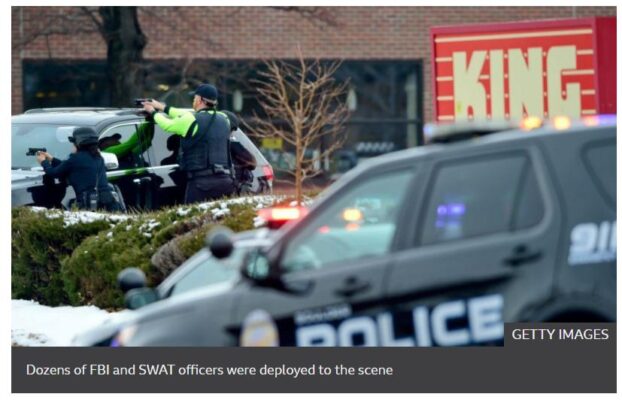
[11,6,616,119]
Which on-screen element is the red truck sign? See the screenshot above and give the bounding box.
[431,17,616,122]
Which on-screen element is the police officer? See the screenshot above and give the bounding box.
[221,110,257,195]
[142,83,235,204]
[36,127,123,212]
[100,119,155,169]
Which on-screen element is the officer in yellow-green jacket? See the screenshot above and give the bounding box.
[100,119,155,169]
[142,84,235,204]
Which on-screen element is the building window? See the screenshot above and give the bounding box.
[23,61,110,110]
[23,59,423,172]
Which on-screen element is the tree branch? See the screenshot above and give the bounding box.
[271,6,342,28]
[245,48,350,203]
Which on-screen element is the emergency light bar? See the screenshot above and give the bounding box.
[425,114,614,144]
[257,206,308,230]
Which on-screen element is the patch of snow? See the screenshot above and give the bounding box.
[26,195,291,232]
[139,219,160,233]
[253,216,265,228]
[194,195,284,213]
[210,207,230,219]
[177,207,191,216]
[30,207,132,227]
[12,300,115,346]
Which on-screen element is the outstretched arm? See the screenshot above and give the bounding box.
[41,157,73,179]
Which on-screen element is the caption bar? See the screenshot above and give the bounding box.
[12,323,616,393]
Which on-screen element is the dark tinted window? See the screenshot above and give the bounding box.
[421,154,543,245]
[583,139,616,207]
[281,168,414,272]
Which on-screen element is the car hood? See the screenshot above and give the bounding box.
[71,309,137,346]
[12,168,44,181]
[71,281,237,347]
[12,169,45,189]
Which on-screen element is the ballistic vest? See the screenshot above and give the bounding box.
[179,110,231,172]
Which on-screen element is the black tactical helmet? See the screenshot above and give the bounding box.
[221,110,239,132]
[70,127,99,146]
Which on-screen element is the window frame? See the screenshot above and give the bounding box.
[581,138,616,209]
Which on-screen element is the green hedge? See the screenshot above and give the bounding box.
[12,196,282,309]
[11,207,119,305]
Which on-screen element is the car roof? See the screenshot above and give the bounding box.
[360,120,615,172]
[271,118,616,245]
[12,108,144,128]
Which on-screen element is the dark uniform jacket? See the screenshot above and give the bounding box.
[41,151,112,199]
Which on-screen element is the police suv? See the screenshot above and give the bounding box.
[77,115,616,347]
[11,108,273,210]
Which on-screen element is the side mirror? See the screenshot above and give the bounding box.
[101,152,119,170]
[124,287,158,310]
[240,249,272,282]
[206,227,234,259]
[117,267,147,294]
[240,248,313,295]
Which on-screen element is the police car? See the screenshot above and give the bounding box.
[11,108,273,210]
[76,115,616,346]
[72,227,276,346]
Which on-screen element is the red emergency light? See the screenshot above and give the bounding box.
[257,206,308,229]
[262,165,274,182]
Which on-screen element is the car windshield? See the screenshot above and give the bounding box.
[12,123,78,169]
[163,245,249,298]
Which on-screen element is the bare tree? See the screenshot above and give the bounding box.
[245,48,350,205]
[14,6,342,110]
[88,7,148,106]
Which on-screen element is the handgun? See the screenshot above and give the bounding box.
[26,147,47,156]
[134,98,153,107]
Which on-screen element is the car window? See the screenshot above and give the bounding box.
[232,129,269,166]
[148,125,179,167]
[420,153,542,245]
[99,123,145,168]
[148,126,263,168]
[512,162,545,231]
[12,123,78,169]
[280,168,414,272]
[169,246,246,297]
[582,139,615,207]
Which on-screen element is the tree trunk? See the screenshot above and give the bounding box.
[99,7,147,107]
[295,127,303,206]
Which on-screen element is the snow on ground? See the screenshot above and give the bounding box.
[11,299,116,346]
[194,194,286,214]
[30,206,132,227]
[30,195,288,226]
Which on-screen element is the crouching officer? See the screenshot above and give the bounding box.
[142,83,235,204]
[36,127,123,212]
